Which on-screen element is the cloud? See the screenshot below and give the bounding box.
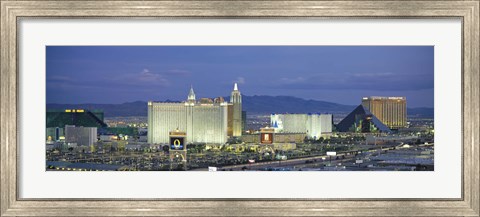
[273,71,433,91]
[47,68,172,91]
[134,69,170,85]
[234,76,246,84]
[108,69,170,87]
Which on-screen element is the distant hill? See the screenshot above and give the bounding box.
[226,95,355,114]
[407,107,435,118]
[47,96,434,118]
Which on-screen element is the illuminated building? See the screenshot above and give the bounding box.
[64,125,98,147]
[336,105,391,133]
[46,109,107,128]
[46,127,64,141]
[361,96,407,129]
[242,111,247,132]
[227,104,234,136]
[307,114,333,139]
[260,127,274,144]
[148,86,233,145]
[214,97,225,104]
[270,113,333,139]
[230,83,242,137]
[242,133,305,144]
[199,98,214,104]
[46,161,129,171]
[169,129,187,170]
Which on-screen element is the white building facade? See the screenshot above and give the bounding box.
[148,86,229,145]
[271,113,333,139]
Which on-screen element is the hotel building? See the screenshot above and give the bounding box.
[230,83,242,137]
[147,84,242,145]
[361,96,407,129]
[270,113,333,139]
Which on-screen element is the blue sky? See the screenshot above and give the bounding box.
[46,46,434,107]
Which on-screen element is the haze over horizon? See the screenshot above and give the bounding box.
[47,46,434,107]
[46,95,434,109]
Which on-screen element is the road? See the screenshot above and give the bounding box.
[212,143,401,171]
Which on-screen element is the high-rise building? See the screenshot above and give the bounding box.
[227,104,234,136]
[270,113,333,139]
[361,96,407,129]
[230,83,242,137]
[242,111,247,132]
[64,125,98,147]
[148,86,230,145]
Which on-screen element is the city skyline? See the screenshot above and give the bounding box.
[47,46,434,107]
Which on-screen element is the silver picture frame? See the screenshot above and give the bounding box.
[1,1,479,216]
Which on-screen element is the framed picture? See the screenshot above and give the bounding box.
[1,0,479,216]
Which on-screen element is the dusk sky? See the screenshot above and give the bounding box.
[46,46,434,108]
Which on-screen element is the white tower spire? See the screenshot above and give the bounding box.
[187,85,196,102]
[234,83,238,91]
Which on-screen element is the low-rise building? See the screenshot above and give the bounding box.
[271,113,333,139]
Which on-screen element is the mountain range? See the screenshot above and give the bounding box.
[46,95,434,118]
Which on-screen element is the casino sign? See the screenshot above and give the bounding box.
[170,137,185,150]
